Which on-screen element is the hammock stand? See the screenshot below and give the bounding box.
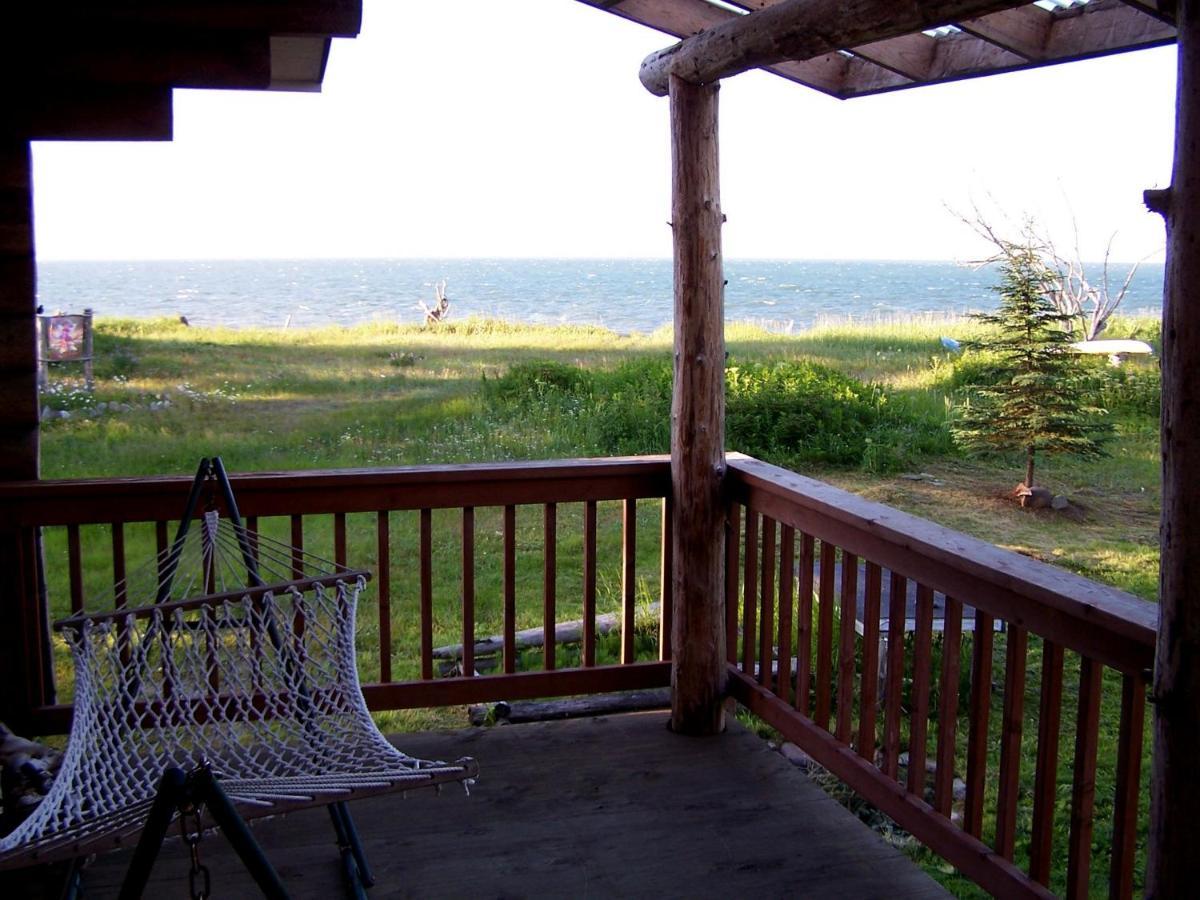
[0,458,477,897]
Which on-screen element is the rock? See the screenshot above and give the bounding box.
[897,751,938,773]
[40,406,52,421]
[58,410,70,420]
[779,742,814,770]
[953,777,967,801]
[1051,494,1070,510]
[1015,483,1053,509]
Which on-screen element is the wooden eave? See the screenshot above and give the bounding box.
[580,0,1176,99]
[3,1,362,141]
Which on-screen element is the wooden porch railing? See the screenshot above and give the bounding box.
[724,455,1156,899]
[0,457,675,735]
[0,454,1158,897]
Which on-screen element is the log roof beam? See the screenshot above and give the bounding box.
[577,1,1177,99]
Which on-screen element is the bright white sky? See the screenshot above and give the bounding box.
[32,0,1178,263]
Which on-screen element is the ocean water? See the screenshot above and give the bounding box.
[35,258,1165,334]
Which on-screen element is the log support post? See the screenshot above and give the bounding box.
[0,138,47,729]
[1149,0,1200,892]
[668,73,726,736]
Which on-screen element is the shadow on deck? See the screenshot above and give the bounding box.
[73,711,945,898]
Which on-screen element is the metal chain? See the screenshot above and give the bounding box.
[180,802,210,900]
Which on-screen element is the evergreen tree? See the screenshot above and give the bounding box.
[951,236,1111,490]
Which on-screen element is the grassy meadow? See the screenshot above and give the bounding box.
[41,313,1161,601]
[37,313,1162,896]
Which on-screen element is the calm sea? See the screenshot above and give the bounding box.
[35,258,1166,334]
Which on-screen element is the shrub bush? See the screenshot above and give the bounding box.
[487,356,951,473]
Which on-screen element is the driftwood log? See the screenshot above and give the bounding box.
[469,689,671,727]
[419,279,450,325]
[434,605,659,669]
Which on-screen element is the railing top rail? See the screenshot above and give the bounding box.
[0,456,672,526]
[727,454,1157,673]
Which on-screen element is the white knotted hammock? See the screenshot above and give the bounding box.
[0,510,477,868]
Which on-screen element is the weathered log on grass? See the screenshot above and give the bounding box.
[433,604,660,662]
[468,689,671,726]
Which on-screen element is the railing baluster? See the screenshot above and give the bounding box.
[742,511,759,677]
[964,610,994,838]
[583,500,598,668]
[621,499,635,665]
[776,525,795,704]
[836,552,858,743]
[907,583,935,797]
[882,571,907,780]
[995,624,1029,860]
[67,524,84,614]
[933,596,963,815]
[112,522,127,607]
[155,519,169,581]
[544,502,557,671]
[724,504,741,666]
[1110,672,1146,900]
[462,507,475,677]
[814,540,836,730]
[420,508,433,680]
[1067,655,1103,899]
[1030,639,1065,885]
[334,512,346,567]
[503,505,516,675]
[156,519,176,699]
[376,511,391,683]
[290,514,303,580]
[858,561,882,762]
[659,496,673,662]
[759,516,776,689]
[795,533,815,715]
[245,515,259,565]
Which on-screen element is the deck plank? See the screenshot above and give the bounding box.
[79,712,948,898]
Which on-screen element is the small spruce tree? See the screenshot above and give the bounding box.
[952,235,1111,492]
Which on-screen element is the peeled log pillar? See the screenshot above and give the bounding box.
[668,73,726,736]
[1149,1,1200,893]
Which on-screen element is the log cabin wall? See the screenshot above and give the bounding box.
[0,140,38,482]
[0,139,47,729]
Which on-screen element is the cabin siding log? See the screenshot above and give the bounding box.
[0,141,38,482]
[1149,0,1200,893]
[668,73,726,736]
[0,140,43,729]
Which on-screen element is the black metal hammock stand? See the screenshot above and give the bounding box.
[0,457,477,898]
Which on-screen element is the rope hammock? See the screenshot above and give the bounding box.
[0,458,477,894]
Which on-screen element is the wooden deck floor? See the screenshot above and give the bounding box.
[72,711,946,898]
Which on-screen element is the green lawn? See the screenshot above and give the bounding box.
[37,313,1162,896]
